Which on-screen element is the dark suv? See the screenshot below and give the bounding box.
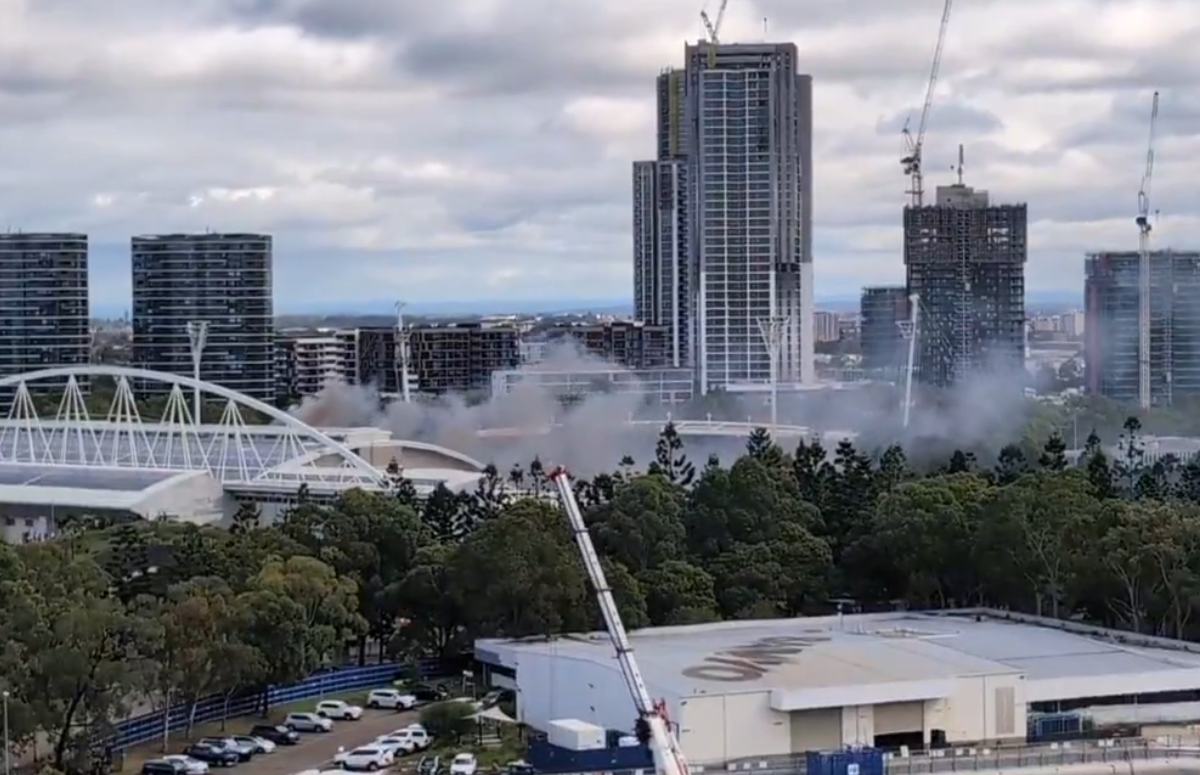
[249,724,300,746]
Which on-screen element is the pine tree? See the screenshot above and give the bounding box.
[1038,432,1069,470]
[652,422,696,486]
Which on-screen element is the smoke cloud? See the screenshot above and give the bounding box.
[287,339,1042,474]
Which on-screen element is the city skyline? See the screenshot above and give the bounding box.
[0,1,1191,307]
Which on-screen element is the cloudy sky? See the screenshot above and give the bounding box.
[0,0,1195,312]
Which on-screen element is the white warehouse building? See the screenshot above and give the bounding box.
[475,609,1200,763]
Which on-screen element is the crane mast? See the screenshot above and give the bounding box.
[548,468,689,775]
[1137,91,1159,410]
[901,0,953,207]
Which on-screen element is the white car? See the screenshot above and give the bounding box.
[284,712,333,732]
[342,747,395,771]
[373,736,415,756]
[449,753,477,775]
[231,736,276,754]
[162,756,209,775]
[316,700,364,720]
[367,689,419,710]
[382,725,432,752]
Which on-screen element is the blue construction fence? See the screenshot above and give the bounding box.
[111,658,443,751]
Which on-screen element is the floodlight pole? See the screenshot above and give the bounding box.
[896,294,920,429]
[186,321,209,422]
[756,316,788,428]
[395,301,412,404]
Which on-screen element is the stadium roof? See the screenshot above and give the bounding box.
[478,610,1200,709]
[0,462,210,512]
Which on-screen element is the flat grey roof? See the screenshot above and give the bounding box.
[0,463,180,491]
[478,611,1200,698]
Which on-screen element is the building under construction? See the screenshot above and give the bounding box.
[534,321,670,370]
[1084,250,1200,404]
[904,184,1027,388]
[409,323,521,396]
[860,286,910,374]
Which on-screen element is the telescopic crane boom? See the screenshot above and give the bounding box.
[548,467,689,775]
[1137,90,1159,410]
[901,0,954,207]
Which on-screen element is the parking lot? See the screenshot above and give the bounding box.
[198,709,421,775]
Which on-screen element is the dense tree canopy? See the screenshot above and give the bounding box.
[12,413,1200,774]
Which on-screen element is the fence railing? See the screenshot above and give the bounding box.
[111,658,442,751]
[561,739,1200,775]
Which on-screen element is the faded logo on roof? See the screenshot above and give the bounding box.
[681,635,831,682]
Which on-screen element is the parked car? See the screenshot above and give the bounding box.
[342,747,395,771]
[141,759,189,775]
[398,684,448,702]
[449,754,477,775]
[231,735,276,754]
[285,712,334,732]
[181,744,239,768]
[249,724,300,746]
[367,689,419,710]
[316,699,364,720]
[383,724,432,753]
[161,755,209,775]
[417,756,441,775]
[197,738,255,762]
[374,736,415,756]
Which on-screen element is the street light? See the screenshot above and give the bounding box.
[4,689,11,775]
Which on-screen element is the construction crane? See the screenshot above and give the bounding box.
[1137,90,1160,410]
[700,0,728,66]
[548,467,689,775]
[901,0,954,207]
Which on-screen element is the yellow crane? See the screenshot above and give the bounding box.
[700,0,728,66]
[901,0,954,207]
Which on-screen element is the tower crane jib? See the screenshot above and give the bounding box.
[700,0,729,66]
[901,0,954,207]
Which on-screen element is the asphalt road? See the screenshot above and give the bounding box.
[231,709,419,775]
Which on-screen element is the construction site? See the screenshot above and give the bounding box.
[903,179,1028,388]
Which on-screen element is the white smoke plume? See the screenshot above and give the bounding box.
[288,337,1042,474]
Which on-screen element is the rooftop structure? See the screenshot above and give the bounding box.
[476,609,1200,762]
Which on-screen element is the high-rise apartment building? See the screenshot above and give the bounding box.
[860,286,910,373]
[1084,250,1200,404]
[131,233,275,401]
[0,233,90,393]
[632,158,690,367]
[632,47,814,391]
[686,42,814,391]
[904,184,1027,388]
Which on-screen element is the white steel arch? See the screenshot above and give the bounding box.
[0,365,387,488]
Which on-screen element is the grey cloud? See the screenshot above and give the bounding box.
[2,0,1200,307]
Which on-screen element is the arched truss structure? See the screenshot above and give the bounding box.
[0,366,387,489]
